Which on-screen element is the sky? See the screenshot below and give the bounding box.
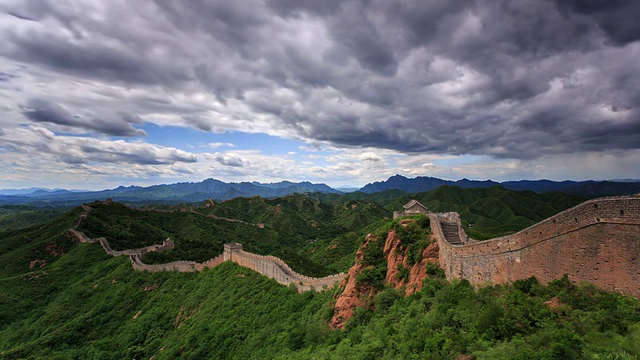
[0,0,639,190]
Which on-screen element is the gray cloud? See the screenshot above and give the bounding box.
[2,126,196,165]
[552,0,640,45]
[1,0,639,164]
[20,98,146,136]
[214,153,246,167]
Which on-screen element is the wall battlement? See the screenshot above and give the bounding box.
[69,205,342,292]
[126,241,344,292]
[432,195,640,297]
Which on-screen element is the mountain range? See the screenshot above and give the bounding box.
[1,175,639,206]
[360,175,640,198]
[0,179,341,206]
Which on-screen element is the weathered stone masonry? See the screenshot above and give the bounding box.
[432,195,640,297]
[222,243,345,292]
[69,204,343,292]
[129,243,344,292]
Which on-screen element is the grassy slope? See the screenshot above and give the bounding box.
[198,195,392,273]
[0,205,68,232]
[0,242,638,359]
[0,190,639,359]
[0,244,334,360]
[378,186,585,239]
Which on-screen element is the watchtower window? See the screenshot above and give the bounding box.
[620,210,625,216]
[594,203,598,208]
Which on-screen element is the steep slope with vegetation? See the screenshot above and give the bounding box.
[380,186,585,239]
[0,205,67,232]
[198,194,392,273]
[2,188,638,358]
[1,233,638,359]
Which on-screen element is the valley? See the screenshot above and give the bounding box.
[1,186,639,359]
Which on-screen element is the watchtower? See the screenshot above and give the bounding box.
[224,243,243,261]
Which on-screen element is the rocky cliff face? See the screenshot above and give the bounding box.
[331,219,440,329]
[330,234,379,329]
[384,224,439,295]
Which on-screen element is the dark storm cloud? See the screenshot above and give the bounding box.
[1,2,190,87]
[552,0,640,45]
[325,1,398,75]
[2,0,640,161]
[21,98,146,137]
[260,0,640,158]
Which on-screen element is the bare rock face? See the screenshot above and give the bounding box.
[384,221,439,295]
[330,220,441,328]
[330,234,379,329]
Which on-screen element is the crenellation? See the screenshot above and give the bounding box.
[433,195,640,297]
[70,208,343,291]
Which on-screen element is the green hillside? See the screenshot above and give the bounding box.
[197,194,392,273]
[1,237,638,359]
[380,186,585,239]
[0,205,68,232]
[2,188,637,358]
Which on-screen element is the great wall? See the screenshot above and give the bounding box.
[68,204,344,292]
[68,194,640,296]
[430,195,640,297]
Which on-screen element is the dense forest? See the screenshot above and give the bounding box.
[1,187,638,359]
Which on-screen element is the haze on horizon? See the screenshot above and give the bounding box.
[1,0,639,190]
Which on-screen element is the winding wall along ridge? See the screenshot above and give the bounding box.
[432,195,640,297]
[68,203,342,292]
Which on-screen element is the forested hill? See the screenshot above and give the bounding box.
[359,174,640,198]
[317,185,585,240]
[1,188,639,358]
[0,178,342,206]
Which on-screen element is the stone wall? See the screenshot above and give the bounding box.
[130,253,225,273]
[111,240,344,292]
[70,204,343,292]
[433,195,640,297]
[129,245,344,292]
[223,243,345,292]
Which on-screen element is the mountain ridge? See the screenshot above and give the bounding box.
[0,178,342,206]
[359,174,640,198]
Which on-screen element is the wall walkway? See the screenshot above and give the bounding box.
[431,195,640,297]
[68,204,342,292]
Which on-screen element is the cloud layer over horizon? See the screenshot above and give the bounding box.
[1,0,639,189]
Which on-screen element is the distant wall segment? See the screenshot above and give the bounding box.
[223,243,345,291]
[432,195,640,297]
[129,243,343,292]
[69,203,340,291]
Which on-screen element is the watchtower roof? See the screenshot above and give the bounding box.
[403,199,427,210]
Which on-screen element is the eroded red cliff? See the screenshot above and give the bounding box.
[384,223,439,295]
[330,234,379,329]
[331,219,440,329]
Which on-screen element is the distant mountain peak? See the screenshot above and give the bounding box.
[0,178,343,206]
[359,175,640,198]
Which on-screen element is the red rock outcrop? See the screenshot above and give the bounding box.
[330,234,379,329]
[384,222,439,295]
[331,221,441,328]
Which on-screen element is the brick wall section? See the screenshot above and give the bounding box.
[223,243,345,292]
[130,253,226,272]
[129,245,344,292]
[433,195,640,297]
[70,222,342,291]
[70,203,341,291]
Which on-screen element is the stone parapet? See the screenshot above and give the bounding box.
[432,195,640,297]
